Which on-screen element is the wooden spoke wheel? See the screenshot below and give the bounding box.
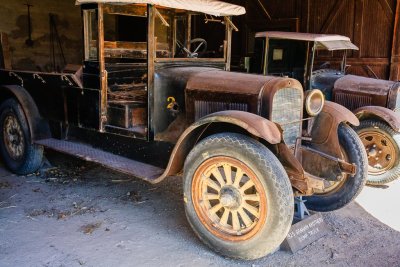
[3,114,25,160]
[0,98,43,175]
[192,157,267,241]
[359,130,397,175]
[183,133,293,259]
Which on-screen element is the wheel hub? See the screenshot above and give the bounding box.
[220,186,242,209]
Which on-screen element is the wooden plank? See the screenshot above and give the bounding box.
[353,0,364,58]
[377,0,394,23]
[0,33,11,70]
[147,5,155,140]
[390,0,400,81]
[98,4,107,131]
[319,1,346,33]
[225,17,232,71]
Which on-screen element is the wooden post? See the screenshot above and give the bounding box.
[0,33,11,69]
[147,5,155,140]
[225,17,232,71]
[390,0,400,81]
[98,4,107,131]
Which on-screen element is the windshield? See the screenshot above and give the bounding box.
[101,5,230,62]
[155,12,227,59]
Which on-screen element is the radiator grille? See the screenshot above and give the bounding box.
[334,92,372,111]
[271,88,303,146]
[194,100,248,120]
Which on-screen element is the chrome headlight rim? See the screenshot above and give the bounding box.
[305,89,325,117]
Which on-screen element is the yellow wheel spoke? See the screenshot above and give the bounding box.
[231,210,240,231]
[211,168,225,187]
[220,208,230,226]
[204,193,219,200]
[240,180,254,193]
[243,194,260,202]
[206,177,221,192]
[238,208,253,227]
[243,203,259,218]
[223,164,233,185]
[233,168,244,187]
[209,203,223,214]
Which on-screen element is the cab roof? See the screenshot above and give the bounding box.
[255,31,359,51]
[75,0,246,17]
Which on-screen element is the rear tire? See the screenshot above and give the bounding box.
[354,119,400,185]
[183,133,293,260]
[304,124,367,212]
[0,98,43,175]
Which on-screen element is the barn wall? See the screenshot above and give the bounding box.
[0,0,82,72]
[239,0,398,80]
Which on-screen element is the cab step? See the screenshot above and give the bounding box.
[35,138,164,182]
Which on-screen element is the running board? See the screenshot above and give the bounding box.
[35,138,164,182]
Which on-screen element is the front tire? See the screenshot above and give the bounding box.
[0,98,43,174]
[354,119,400,185]
[183,133,293,260]
[304,124,367,212]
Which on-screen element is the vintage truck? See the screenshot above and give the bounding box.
[252,31,400,185]
[0,1,367,259]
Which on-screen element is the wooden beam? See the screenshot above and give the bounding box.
[390,0,400,81]
[147,4,155,140]
[319,1,346,33]
[98,4,107,131]
[353,0,364,58]
[0,32,11,69]
[377,0,394,24]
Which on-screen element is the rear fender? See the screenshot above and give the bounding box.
[0,85,51,142]
[354,106,400,132]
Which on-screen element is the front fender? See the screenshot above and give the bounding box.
[311,101,359,147]
[150,110,282,183]
[354,106,400,132]
[302,101,359,179]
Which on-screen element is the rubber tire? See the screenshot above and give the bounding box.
[183,133,294,260]
[0,98,43,175]
[304,124,367,212]
[354,119,400,185]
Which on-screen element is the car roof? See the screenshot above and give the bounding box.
[75,0,246,16]
[255,31,359,51]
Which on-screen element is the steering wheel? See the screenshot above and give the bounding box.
[176,38,208,58]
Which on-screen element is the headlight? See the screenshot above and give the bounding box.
[305,89,325,116]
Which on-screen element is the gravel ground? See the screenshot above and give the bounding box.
[0,152,399,267]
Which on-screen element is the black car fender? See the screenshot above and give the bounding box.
[0,85,51,142]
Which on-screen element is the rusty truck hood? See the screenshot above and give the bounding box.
[185,69,303,119]
[333,75,400,109]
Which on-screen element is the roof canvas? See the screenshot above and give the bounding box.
[256,31,359,51]
[75,0,246,16]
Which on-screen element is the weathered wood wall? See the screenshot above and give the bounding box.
[0,0,82,71]
[236,0,399,80]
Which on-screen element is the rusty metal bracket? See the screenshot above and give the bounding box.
[9,72,23,87]
[61,75,73,86]
[303,146,357,176]
[33,73,46,84]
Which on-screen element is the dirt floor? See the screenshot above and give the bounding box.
[1,152,400,267]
